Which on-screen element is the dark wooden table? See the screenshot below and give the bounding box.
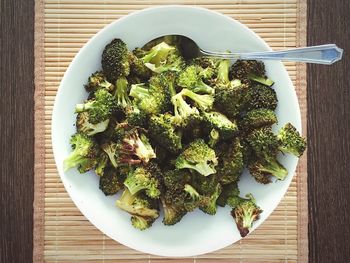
[1,0,349,262]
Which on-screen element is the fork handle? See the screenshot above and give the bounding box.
[201,44,343,65]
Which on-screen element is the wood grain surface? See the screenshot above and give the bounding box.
[307,0,350,262]
[0,0,349,262]
[0,1,35,263]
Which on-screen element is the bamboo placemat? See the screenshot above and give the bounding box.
[34,0,307,262]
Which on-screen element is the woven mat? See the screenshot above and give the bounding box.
[34,0,307,262]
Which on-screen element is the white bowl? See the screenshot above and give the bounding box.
[52,5,301,257]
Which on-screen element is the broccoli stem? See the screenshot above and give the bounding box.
[75,101,94,113]
[129,83,149,100]
[115,77,130,108]
[63,152,85,172]
[249,74,274,86]
[193,81,215,95]
[217,59,230,84]
[180,88,213,111]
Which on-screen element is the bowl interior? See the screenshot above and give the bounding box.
[52,5,301,257]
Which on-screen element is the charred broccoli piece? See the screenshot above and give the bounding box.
[129,82,170,115]
[161,197,187,226]
[120,128,156,164]
[244,84,278,111]
[141,42,184,73]
[114,77,131,109]
[199,184,222,215]
[177,65,215,94]
[75,89,117,124]
[277,123,306,157]
[102,38,130,82]
[216,138,244,185]
[84,71,114,93]
[63,133,99,172]
[240,108,277,130]
[231,194,263,237]
[230,60,273,86]
[214,79,248,118]
[175,139,218,176]
[125,106,148,128]
[95,152,109,177]
[129,53,152,80]
[203,111,238,140]
[217,182,240,207]
[124,163,161,199]
[76,112,110,136]
[246,127,279,158]
[99,167,124,196]
[116,189,159,230]
[248,157,288,182]
[149,114,182,153]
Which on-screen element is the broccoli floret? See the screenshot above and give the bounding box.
[75,89,117,124]
[84,71,114,93]
[76,112,110,136]
[231,194,263,237]
[216,138,244,185]
[131,215,156,231]
[114,77,131,109]
[120,128,156,164]
[177,65,215,94]
[149,114,182,153]
[175,139,218,176]
[129,82,170,115]
[63,133,99,172]
[203,111,238,140]
[241,108,277,130]
[101,141,119,168]
[214,80,248,118]
[124,163,161,199]
[116,189,159,230]
[191,172,219,196]
[95,152,109,176]
[161,197,187,226]
[277,123,306,157]
[192,56,219,70]
[248,157,288,182]
[246,127,279,158]
[180,88,214,111]
[230,60,273,86]
[199,184,222,215]
[125,106,148,128]
[129,53,152,80]
[217,182,240,207]
[141,42,184,73]
[99,167,124,195]
[171,91,201,128]
[244,84,278,111]
[102,38,130,82]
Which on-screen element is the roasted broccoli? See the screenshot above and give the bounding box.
[149,114,182,153]
[65,37,307,231]
[124,163,161,199]
[102,38,130,82]
[240,108,277,130]
[140,42,184,73]
[76,112,110,136]
[230,60,273,86]
[216,138,244,185]
[244,84,278,111]
[176,139,218,176]
[75,89,117,124]
[277,123,306,157]
[84,71,114,93]
[99,167,124,195]
[63,133,99,172]
[203,111,238,140]
[116,189,159,230]
[177,65,215,94]
[129,81,170,115]
[231,194,263,237]
[214,79,248,118]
